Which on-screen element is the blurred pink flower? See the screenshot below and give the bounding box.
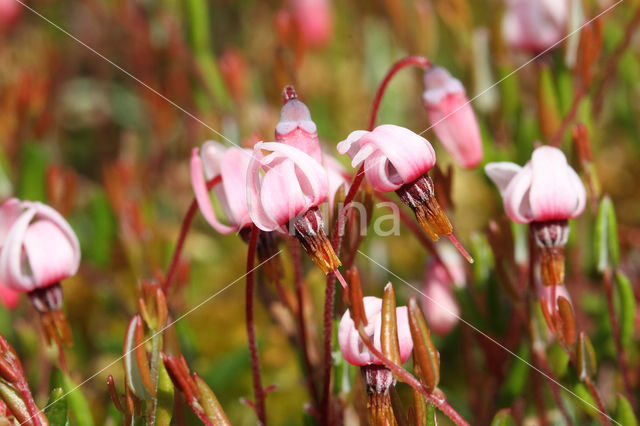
[485,146,586,224]
[337,124,436,193]
[191,141,253,234]
[0,198,80,293]
[276,95,322,162]
[502,0,569,54]
[0,0,21,29]
[422,66,483,169]
[338,296,413,366]
[247,141,328,232]
[292,0,333,48]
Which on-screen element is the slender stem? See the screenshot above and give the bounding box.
[593,7,640,114]
[549,85,586,147]
[368,55,432,130]
[320,269,337,425]
[602,269,634,406]
[585,379,612,426]
[535,352,573,426]
[288,238,319,408]
[246,225,266,425]
[162,176,221,294]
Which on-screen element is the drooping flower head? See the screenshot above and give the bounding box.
[191,141,253,234]
[276,86,322,162]
[485,146,586,287]
[247,141,340,274]
[338,296,413,367]
[0,198,80,345]
[422,66,483,169]
[502,0,569,55]
[421,248,466,336]
[338,125,472,262]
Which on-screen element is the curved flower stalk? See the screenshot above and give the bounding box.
[337,124,472,262]
[0,198,80,346]
[422,66,483,169]
[502,0,569,54]
[247,141,342,276]
[485,146,586,288]
[421,248,466,336]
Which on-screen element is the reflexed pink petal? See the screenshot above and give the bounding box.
[0,207,37,292]
[363,150,403,193]
[337,130,370,162]
[529,146,585,221]
[503,163,533,223]
[0,198,24,243]
[260,159,307,228]
[220,147,253,228]
[567,167,587,218]
[30,201,81,273]
[200,141,226,180]
[190,148,237,234]
[485,162,522,197]
[247,145,281,231]
[338,296,413,366]
[23,220,76,288]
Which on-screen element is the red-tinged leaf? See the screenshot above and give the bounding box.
[345,267,367,327]
[407,298,440,391]
[556,296,576,346]
[106,375,123,413]
[381,283,401,367]
[577,332,597,381]
[194,375,231,426]
[133,315,156,397]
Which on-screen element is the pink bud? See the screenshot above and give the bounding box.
[247,142,328,231]
[485,146,586,224]
[292,0,333,48]
[0,199,80,293]
[422,67,483,169]
[337,125,436,193]
[502,0,569,55]
[338,296,413,366]
[276,96,322,162]
[191,141,253,234]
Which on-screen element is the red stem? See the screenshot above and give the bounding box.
[162,176,221,294]
[549,85,586,147]
[585,379,612,426]
[319,55,433,424]
[535,352,574,426]
[602,269,634,407]
[246,225,266,425]
[368,55,432,130]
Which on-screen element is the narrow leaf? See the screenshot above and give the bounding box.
[595,196,620,272]
[51,369,95,426]
[577,332,597,381]
[615,394,637,426]
[155,362,174,426]
[381,283,401,366]
[0,381,30,424]
[614,272,636,348]
[557,296,576,345]
[407,298,440,391]
[45,388,68,426]
[194,375,231,426]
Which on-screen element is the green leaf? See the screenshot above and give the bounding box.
[491,408,517,426]
[574,382,598,418]
[595,196,620,272]
[50,369,95,426]
[615,394,637,426]
[426,403,436,426]
[577,332,597,381]
[45,388,68,426]
[547,342,570,378]
[155,362,174,426]
[614,272,636,349]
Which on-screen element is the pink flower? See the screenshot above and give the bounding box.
[422,67,483,169]
[485,146,586,224]
[0,0,21,29]
[0,198,80,293]
[337,124,436,193]
[292,0,332,48]
[191,141,253,234]
[338,296,413,366]
[276,88,322,162]
[502,0,569,54]
[247,141,329,232]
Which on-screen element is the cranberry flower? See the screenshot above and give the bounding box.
[191,141,253,234]
[485,146,586,287]
[422,66,483,169]
[247,141,340,274]
[338,296,413,367]
[502,0,569,54]
[338,125,472,261]
[0,198,80,345]
[276,87,322,162]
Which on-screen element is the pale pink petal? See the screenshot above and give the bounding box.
[23,220,76,287]
[276,99,321,162]
[395,306,413,363]
[529,146,585,221]
[259,159,307,228]
[0,208,38,291]
[426,93,483,168]
[422,67,465,106]
[364,150,404,193]
[220,147,253,228]
[485,162,522,196]
[503,163,533,223]
[246,144,282,232]
[567,166,586,218]
[421,280,460,336]
[30,202,81,274]
[337,130,370,162]
[0,198,24,243]
[360,125,436,184]
[190,148,237,234]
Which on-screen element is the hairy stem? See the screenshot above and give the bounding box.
[246,225,266,425]
[162,176,221,294]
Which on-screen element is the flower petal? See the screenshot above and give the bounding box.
[246,143,281,231]
[503,163,533,223]
[0,207,38,291]
[364,150,403,192]
[337,130,370,160]
[260,159,307,228]
[485,161,522,196]
[23,220,77,287]
[220,147,253,228]
[0,198,24,244]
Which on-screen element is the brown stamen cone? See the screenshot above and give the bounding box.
[291,207,341,274]
[28,283,73,347]
[361,365,397,426]
[539,245,566,287]
[396,173,452,241]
